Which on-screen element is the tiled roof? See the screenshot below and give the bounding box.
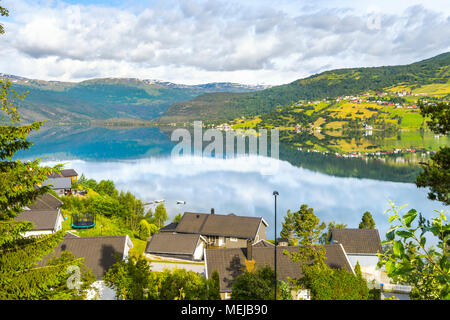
[159,222,179,232]
[60,169,78,177]
[15,210,60,231]
[205,244,353,292]
[145,233,202,255]
[330,228,383,254]
[252,239,275,247]
[42,177,72,189]
[28,193,63,211]
[176,212,265,239]
[40,235,130,278]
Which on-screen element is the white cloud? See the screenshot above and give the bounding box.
[0,0,449,84]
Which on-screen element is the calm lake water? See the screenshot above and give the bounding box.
[17,125,448,242]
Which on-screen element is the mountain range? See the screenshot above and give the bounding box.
[159,52,450,123]
[0,75,270,123]
[2,52,449,124]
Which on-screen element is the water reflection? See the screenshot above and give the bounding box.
[41,156,446,243]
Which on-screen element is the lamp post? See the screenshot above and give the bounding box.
[273,190,279,300]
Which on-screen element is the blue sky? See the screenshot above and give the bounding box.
[0,0,449,84]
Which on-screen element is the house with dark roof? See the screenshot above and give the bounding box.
[174,209,268,248]
[15,193,64,237]
[40,233,133,300]
[204,240,354,300]
[145,233,207,261]
[48,168,78,181]
[329,228,383,282]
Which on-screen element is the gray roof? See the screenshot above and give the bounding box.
[176,212,265,239]
[330,228,383,254]
[15,210,60,231]
[28,193,63,211]
[48,168,78,178]
[252,239,275,247]
[145,233,203,256]
[42,177,72,190]
[60,169,78,177]
[41,235,130,278]
[205,244,353,292]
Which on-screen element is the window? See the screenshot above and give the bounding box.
[230,237,238,242]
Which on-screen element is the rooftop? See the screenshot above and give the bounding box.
[176,211,266,239]
[205,244,353,292]
[330,228,383,254]
[145,233,203,256]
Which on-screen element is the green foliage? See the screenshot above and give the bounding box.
[97,180,119,198]
[0,3,8,34]
[104,256,216,300]
[378,202,450,300]
[173,213,183,223]
[280,209,297,246]
[118,191,145,231]
[359,211,376,229]
[320,220,347,244]
[208,270,221,300]
[162,52,450,122]
[231,266,292,300]
[138,219,151,241]
[302,264,369,300]
[88,195,120,218]
[153,203,168,229]
[283,204,327,267]
[416,101,449,205]
[0,50,93,299]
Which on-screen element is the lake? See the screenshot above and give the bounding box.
[17,124,448,242]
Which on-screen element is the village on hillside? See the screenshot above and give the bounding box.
[15,168,412,300]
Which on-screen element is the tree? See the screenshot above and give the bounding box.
[284,204,327,267]
[280,209,297,246]
[0,2,8,34]
[105,256,216,300]
[138,219,151,241]
[154,203,168,229]
[359,211,376,229]
[0,14,95,297]
[320,221,347,244]
[416,101,449,205]
[118,191,145,231]
[97,180,119,198]
[173,213,183,223]
[301,263,369,300]
[231,266,292,300]
[88,195,120,218]
[377,202,449,300]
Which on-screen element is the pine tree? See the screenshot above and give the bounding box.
[359,211,376,229]
[0,16,94,297]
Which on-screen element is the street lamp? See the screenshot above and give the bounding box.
[273,190,279,300]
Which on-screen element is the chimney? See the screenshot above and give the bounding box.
[211,208,215,215]
[246,239,253,261]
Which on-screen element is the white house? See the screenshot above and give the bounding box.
[15,193,64,237]
[329,228,383,280]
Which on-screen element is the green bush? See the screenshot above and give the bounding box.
[302,264,369,300]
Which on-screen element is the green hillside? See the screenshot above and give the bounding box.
[1,77,266,123]
[159,52,450,123]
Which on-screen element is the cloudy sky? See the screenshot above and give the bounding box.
[0,0,449,85]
